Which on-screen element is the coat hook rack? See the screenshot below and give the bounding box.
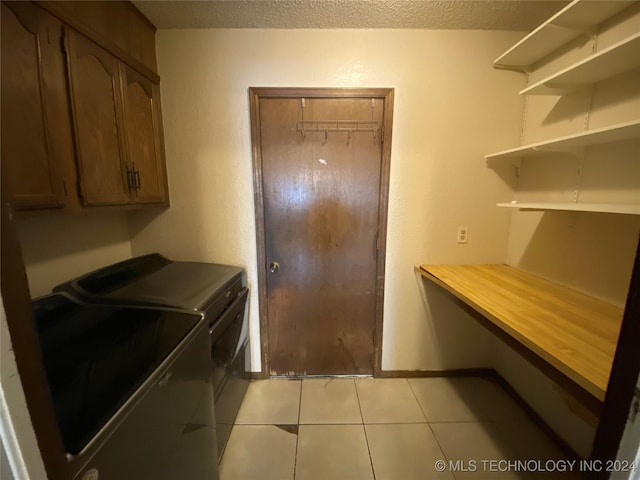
[297,120,379,139]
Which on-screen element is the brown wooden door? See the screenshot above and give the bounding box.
[260,96,385,375]
[121,65,168,204]
[66,29,131,205]
[1,3,66,210]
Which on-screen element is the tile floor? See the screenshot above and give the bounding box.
[219,376,579,480]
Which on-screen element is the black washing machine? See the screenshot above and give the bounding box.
[32,293,219,480]
[53,253,250,460]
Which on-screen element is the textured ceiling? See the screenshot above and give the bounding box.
[134,0,570,31]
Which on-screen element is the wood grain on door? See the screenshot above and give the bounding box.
[260,96,384,375]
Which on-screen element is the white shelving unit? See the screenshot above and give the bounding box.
[494,0,634,70]
[490,0,640,217]
[520,33,640,95]
[496,202,640,216]
[486,120,640,161]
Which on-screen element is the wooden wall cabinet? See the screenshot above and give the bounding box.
[1,2,73,210]
[1,1,169,211]
[120,65,167,204]
[65,29,167,206]
[65,29,131,205]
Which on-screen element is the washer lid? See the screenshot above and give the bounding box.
[101,262,244,310]
[56,254,244,311]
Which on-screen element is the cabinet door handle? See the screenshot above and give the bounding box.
[135,170,141,191]
[126,168,135,191]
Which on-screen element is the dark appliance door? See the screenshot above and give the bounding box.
[209,287,250,458]
[32,294,201,455]
[72,317,219,480]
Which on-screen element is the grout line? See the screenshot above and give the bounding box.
[406,377,458,480]
[426,421,455,480]
[406,377,430,422]
[353,377,364,425]
[292,379,303,480]
[354,379,377,480]
[297,379,303,425]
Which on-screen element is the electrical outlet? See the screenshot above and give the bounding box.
[457,226,468,244]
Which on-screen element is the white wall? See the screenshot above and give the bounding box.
[16,213,133,297]
[129,28,527,373]
[491,3,640,458]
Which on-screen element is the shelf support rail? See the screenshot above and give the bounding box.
[573,149,586,204]
[569,149,586,228]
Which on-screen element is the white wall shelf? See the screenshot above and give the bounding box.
[520,33,640,95]
[497,202,640,215]
[494,0,634,71]
[486,120,640,161]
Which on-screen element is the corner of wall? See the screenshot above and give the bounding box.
[16,213,134,297]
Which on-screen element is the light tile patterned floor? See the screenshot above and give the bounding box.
[219,377,579,480]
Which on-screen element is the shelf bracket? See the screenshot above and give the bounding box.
[493,63,532,75]
[512,158,521,178]
[485,157,521,178]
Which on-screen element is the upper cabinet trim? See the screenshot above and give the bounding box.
[34,0,160,83]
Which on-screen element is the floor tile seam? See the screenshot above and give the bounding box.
[429,420,495,426]
[292,438,299,480]
[298,421,364,425]
[363,421,442,427]
[428,420,494,425]
[354,378,377,480]
[353,377,366,424]
[425,418,457,480]
[293,379,303,480]
[360,414,378,480]
[406,377,431,423]
[361,420,429,425]
[296,379,303,424]
[232,422,301,427]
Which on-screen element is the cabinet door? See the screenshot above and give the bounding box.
[121,65,168,204]
[1,3,66,210]
[66,29,131,205]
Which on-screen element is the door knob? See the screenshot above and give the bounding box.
[269,261,280,273]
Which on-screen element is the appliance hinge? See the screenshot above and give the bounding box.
[630,387,640,424]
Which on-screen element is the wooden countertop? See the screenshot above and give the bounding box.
[418,264,624,401]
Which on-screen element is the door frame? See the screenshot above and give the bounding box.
[249,87,394,378]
